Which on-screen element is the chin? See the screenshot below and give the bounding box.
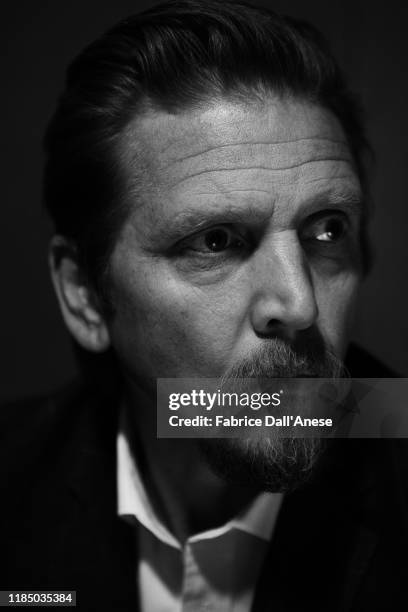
[199,436,326,493]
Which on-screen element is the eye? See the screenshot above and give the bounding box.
[182,226,247,253]
[303,213,349,244]
[315,217,347,242]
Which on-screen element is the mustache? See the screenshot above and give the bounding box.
[221,335,347,381]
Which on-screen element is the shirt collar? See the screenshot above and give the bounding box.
[117,409,283,550]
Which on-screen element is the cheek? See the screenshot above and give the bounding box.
[315,272,361,356]
[107,259,247,377]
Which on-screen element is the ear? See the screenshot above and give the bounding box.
[49,236,111,352]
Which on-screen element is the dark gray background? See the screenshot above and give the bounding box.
[1,0,407,402]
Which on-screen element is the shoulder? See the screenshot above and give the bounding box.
[0,381,80,432]
[0,382,80,456]
[0,383,80,495]
[0,379,120,490]
[0,380,86,446]
[0,380,123,593]
[345,343,399,377]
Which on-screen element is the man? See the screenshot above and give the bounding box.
[1,1,406,610]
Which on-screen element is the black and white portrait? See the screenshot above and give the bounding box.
[1,1,407,610]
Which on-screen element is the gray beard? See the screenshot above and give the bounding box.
[200,436,325,493]
[200,333,346,493]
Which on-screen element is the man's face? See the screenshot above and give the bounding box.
[107,96,363,385]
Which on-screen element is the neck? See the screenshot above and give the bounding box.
[124,380,258,544]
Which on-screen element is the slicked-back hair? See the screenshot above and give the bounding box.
[44,0,370,307]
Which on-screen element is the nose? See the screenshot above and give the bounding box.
[249,233,318,338]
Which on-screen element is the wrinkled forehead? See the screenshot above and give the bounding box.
[120,96,353,175]
[116,96,361,226]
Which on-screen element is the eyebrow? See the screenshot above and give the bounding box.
[152,205,272,242]
[299,187,365,218]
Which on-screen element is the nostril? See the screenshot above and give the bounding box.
[255,321,297,341]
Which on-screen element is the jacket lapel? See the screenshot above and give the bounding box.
[251,441,381,612]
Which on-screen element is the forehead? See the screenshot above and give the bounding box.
[118,96,361,232]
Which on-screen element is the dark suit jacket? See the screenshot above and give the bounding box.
[0,345,407,611]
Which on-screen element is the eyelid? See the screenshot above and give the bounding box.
[305,208,349,222]
[180,223,240,243]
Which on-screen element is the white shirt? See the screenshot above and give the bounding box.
[117,418,283,612]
